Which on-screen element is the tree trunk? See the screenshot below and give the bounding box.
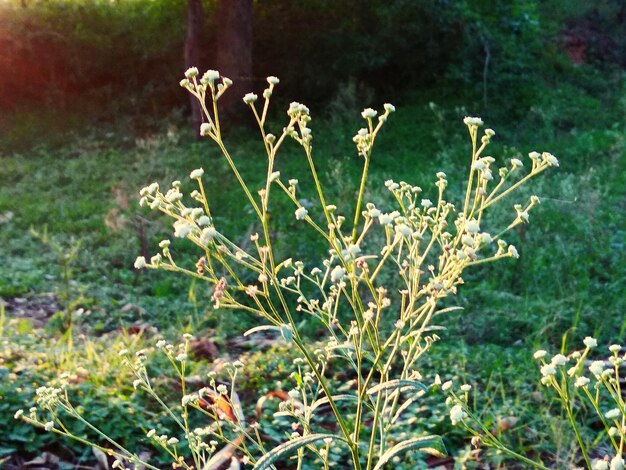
[215,0,253,115]
[185,0,204,137]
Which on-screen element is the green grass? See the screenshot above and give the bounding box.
[1,74,625,467]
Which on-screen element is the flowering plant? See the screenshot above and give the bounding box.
[444,337,626,470]
[17,67,559,469]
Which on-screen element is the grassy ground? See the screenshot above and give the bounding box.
[1,72,625,467]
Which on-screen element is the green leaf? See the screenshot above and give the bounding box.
[243,325,281,336]
[373,435,446,470]
[434,306,463,315]
[252,434,344,470]
[403,325,447,339]
[279,324,293,343]
[366,379,428,396]
[243,324,293,342]
[310,394,358,412]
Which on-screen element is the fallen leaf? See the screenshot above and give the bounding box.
[190,339,219,360]
[198,388,243,425]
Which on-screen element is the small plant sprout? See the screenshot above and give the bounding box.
[22,69,560,469]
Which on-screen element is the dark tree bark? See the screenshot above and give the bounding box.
[185,0,204,137]
[215,0,253,114]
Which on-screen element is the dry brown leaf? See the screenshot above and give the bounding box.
[198,388,242,425]
[495,416,519,433]
[190,339,219,360]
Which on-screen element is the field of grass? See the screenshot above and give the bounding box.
[1,72,625,467]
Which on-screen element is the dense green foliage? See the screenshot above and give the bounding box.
[3,0,625,146]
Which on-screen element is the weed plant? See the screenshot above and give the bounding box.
[445,337,626,469]
[14,68,565,469]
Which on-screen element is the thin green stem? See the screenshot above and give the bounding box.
[352,154,371,243]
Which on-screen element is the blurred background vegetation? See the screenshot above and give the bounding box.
[0,0,625,468]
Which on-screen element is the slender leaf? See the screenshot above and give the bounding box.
[373,436,446,470]
[403,325,447,339]
[253,434,344,470]
[434,306,463,315]
[243,325,281,337]
[310,394,358,412]
[366,379,428,396]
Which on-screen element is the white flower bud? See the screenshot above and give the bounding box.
[542,152,559,167]
[575,377,590,387]
[361,108,377,119]
[605,409,621,420]
[330,265,346,283]
[473,160,487,171]
[593,459,609,470]
[583,337,598,348]
[449,404,466,425]
[465,219,480,234]
[200,123,212,136]
[202,70,220,83]
[190,168,204,179]
[611,458,625,470]
[200,227,217,245]
[243,93,258,104]
[463,116,483,126]
[461,235,475,247]
[395,223,412,238]
[589,360,605,376]
[184,67,199,79]
[197,216,211,226]
[347,244,361,256]
[134,256,146,269]
[540,363,556,376]
[295,207,308,220]
[269,171,280,182]
[479,232,493,244]
[173,221,194,238]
